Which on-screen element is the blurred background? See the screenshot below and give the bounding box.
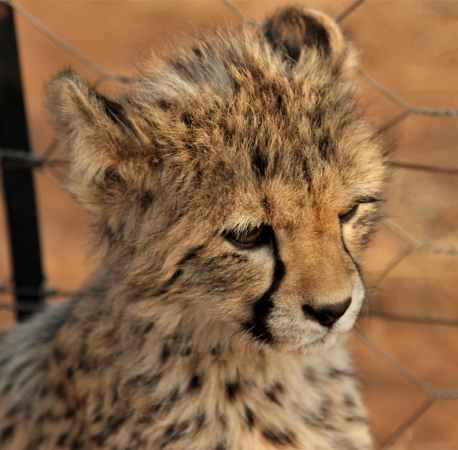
[0,1,457,448]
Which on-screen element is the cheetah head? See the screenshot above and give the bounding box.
[46,7,388,354]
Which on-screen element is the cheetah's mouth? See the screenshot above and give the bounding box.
[298,331,340,356]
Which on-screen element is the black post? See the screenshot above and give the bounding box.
[0,3,44,321]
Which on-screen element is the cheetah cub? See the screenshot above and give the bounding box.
[0,6,387,450]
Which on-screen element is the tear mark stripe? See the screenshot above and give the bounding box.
[243,234,285,343]
[340,229,361,278]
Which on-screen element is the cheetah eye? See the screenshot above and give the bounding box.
[223,225,272,248]
[339,204,359,223]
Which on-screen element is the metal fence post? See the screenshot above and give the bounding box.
[0,2,44,321]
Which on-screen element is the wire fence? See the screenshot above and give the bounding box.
[0,0,457,448]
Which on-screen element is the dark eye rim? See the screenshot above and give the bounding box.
[339,204,359,222]
[339,197,381,223]
[223,225,273,249]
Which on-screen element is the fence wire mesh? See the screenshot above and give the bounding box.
[0,0,457,448]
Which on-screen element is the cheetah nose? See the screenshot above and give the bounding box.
[302,298,352,327]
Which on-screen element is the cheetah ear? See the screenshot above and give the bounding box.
[46,71,156,226]
[46,70,148,186]
[264,7,347,63]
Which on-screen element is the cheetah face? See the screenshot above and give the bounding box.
[176,173,383,354]
[46,7,387,354]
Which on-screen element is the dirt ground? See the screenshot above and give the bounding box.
[1,1,457,448]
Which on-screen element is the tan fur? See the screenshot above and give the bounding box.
[0,7,388,450]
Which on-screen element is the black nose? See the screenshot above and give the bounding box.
[302,298,352,327]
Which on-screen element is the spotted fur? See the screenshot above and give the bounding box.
[0,7,388,449]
